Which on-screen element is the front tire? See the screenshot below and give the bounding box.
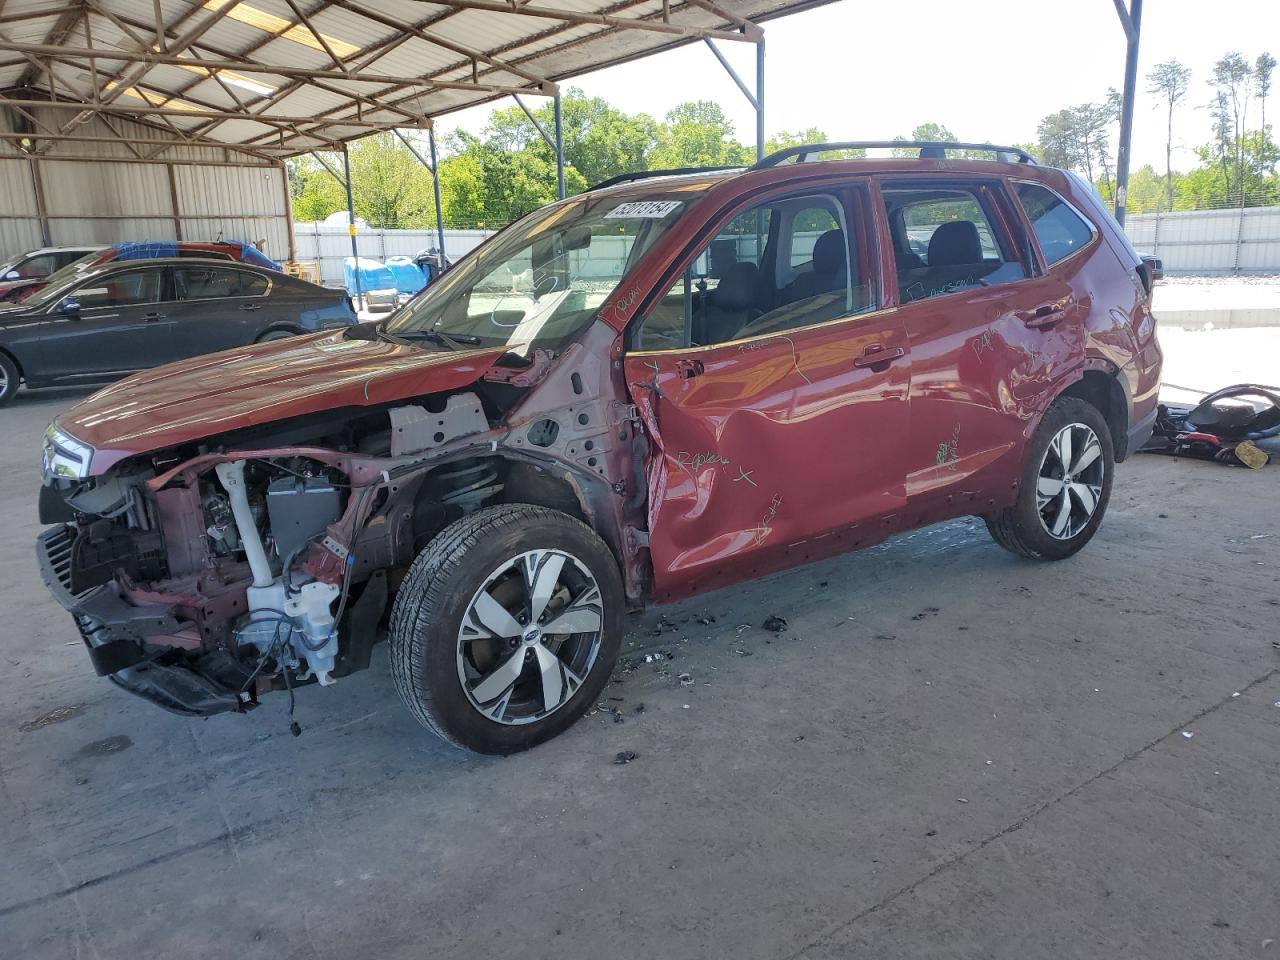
[389,504,624,754]
[0,352,20,407]
[984,396,1114,561]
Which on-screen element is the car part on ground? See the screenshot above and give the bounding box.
[35,141,1161,752]
[1142,384,1280,467]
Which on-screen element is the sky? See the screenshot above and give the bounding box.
[433,0,1280,173]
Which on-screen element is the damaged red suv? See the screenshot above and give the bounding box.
[38,142,1162,754]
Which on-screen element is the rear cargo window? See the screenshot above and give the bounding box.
[1015,182,1096,265]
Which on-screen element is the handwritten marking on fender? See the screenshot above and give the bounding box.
[751,494,783,545]
[732,468,757,486]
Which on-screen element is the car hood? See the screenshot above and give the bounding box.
[57,330,509,474]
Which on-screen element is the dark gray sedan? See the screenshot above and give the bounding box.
[0,258,355,405]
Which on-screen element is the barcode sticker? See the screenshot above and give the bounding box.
[605,200,683,219]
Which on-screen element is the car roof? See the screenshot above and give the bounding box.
[22,245,100,256]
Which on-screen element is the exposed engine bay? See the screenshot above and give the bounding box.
[37,330,648,724]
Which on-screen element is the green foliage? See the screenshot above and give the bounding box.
[649,101,752,169]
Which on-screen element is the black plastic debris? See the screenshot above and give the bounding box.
[614,750,638,765]
[1143,384,1280,467]
[763,615,788,632]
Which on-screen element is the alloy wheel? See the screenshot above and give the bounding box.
[456,549,604,725]
[1037,422,1106,540]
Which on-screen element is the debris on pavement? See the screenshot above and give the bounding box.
[613,750,638,765]
[1182,730,1195,739]
[763,615,788,632]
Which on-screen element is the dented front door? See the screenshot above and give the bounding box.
[624,311,909,602]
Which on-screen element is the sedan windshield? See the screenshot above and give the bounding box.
[22,254,104,309]
[383,186,707,353]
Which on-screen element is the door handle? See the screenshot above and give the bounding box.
[143,312,166,321]
[1016,301,1072,328]
[239,302,262,312]
[853,344,906,369]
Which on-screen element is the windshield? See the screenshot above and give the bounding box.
[383,186,706,352]
[22,252,104,308]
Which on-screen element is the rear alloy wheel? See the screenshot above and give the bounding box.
[0,352,19,407]
[390,504,623,754]
[1036,422,1106,540]
[984,396,1115,561]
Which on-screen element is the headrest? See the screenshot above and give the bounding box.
[928,220,982,266]
[812,228,845,274]
[713,260,758,312]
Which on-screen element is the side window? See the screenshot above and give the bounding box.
[882,184,1027,303]
[17,253,58,278]
[176,266,265,299]
[635,190,876,350]
[1015,182,1096,265]
[73,268,163,308]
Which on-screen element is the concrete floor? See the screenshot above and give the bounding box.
[3,385,1278,960]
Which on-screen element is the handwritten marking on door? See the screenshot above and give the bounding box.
[751,494,783,545]
[732,468,757,486]
[972,329,995,360]
[676,451,730,472]
[935,424,961,472]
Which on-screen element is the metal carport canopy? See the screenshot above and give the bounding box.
[0,0,834,160]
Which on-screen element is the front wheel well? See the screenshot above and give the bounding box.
[1059,370,1128,460]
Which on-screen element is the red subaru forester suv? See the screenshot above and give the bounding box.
[38,142,1162,754]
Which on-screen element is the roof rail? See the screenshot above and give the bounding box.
[590,165,744,191]
[754,141,1037,168]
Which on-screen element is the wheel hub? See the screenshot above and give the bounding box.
[456,549,604,726]
[1036,421,1105,541]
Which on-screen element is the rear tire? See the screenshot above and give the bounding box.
[0,352,20,407]
[255,328,301,343]
[984,396,1114,561]
[389,504,624,754]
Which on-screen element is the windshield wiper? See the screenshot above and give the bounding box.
[391,329,483,350]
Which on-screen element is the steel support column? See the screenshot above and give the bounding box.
[1113,0,1142,227]
[342,147,363,310]
[755,39,765,163]
[554,92,565,200]
[429,127,446,258]
[704,36,765,162]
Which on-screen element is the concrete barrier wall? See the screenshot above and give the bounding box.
[1125,207,1280,276]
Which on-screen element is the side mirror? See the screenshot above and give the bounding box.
[59,298,81,317]
[1141,255,1164,283]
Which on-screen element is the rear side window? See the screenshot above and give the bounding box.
[1015,182,1095,265]
[177,266,268,299]
[881,183,1027,303]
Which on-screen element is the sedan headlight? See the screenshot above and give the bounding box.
[42,424,93,481]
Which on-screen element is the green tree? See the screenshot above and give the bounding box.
[892,122,957,157]
[1255,52,1276,136]
[649,101,751,168]
[1147,59,1192,210]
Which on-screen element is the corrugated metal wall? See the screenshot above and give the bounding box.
[0,110,291,262]
[293,225,492,284]
[1125,207,1280,276]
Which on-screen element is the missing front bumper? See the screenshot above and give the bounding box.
[37,525,247,717]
